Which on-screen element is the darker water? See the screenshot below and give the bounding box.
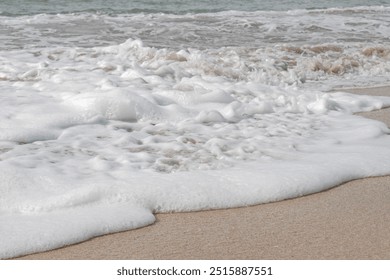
[1,0,390,15]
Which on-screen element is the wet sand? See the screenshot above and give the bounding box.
[17,86,390,260]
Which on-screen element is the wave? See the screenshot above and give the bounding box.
[1,5,390,52]
[3,39,390,90]
[1,38,390,258]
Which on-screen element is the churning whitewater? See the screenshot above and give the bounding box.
[1,3,390,258]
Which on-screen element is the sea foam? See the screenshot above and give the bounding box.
[1,38,390,258]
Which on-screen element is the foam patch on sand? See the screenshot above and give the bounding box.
[1,39,390,258]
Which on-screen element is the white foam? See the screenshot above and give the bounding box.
[1,38,390,258]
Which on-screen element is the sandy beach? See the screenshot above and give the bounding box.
[16,86,390,260]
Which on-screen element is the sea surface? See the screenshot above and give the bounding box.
[1,0,390,258]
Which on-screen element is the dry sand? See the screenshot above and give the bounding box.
[17,86,390,260]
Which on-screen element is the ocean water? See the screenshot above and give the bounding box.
[1,1,390,258]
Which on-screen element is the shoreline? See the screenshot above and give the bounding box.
[333,85,390,94]
[335,85,390,97]
[15,86,390,260]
